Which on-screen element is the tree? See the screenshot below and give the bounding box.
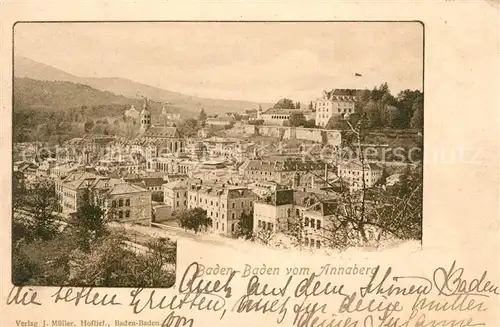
[141,237,177,287]
[410,96,424,129]
[364,100,382,128]
[235,211,254,240]
[70,190,111,252]
[303,119,316,129]
[84,120,94,133]
[308,101,314,111]
[315,118,423,249]
[380,105,402,128]
[177,208,211,234]
[12,236,74,286]
[273,98,295,109]
[24,179,59,241]
[325,116,348,130]
[397,89,423,128]
[248,119,264,126]
[289,112,307,127]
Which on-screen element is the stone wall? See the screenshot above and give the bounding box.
[248,125,342,146]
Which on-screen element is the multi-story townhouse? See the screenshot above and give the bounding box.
[56,171,151,223]
[338,161,383,190]
[186,180,258,237]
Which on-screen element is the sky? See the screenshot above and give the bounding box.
[14,22,423,103]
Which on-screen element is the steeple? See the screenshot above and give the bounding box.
[139,97,151,135]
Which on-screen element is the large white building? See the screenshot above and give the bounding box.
[186,180,258,237]
[315,89,363,127]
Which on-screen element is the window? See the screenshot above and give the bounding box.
[316,240,321,249]
[296,209,300,216]
[125,199,130,206]
[222,203,225,208]
[205,199,207,204]
[176,201,179,207]
[232,203,235,209]
[310,219,315,228]
[305,217,309,227]
[222,214,225,219]
[317,220,321,230]
[184,200,187,206]
[241,202,244,208]
[287,209,291,217]
[258,220,262,228]
[267,222,272,230]
[177,193,179,198]
[118,211,123,219]
[231,223,235,232]
[112,200,117,208]
[216,222,219,229]
[216,213,218,218]
[222,223,225,231]
[125,210,130,218]
[211,201,213,205]
[305,237,309,245]
[118,199,123,207]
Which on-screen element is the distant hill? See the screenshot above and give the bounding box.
[14,56,271,116]
[13,77,182,120]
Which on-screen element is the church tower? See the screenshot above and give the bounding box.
[139,98,152,135]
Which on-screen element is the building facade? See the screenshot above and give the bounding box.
[315,89,363,127]
[253,189,338,249]
[187,181,257,237]
[338,161,383,190]
[56,171,151,223]
[163,179,188,212]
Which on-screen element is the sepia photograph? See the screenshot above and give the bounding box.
[12,21,423,288]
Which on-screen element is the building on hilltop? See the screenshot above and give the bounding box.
[315,89,364,127]
[124,104,140,121]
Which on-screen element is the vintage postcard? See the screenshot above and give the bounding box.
[0,2,499,327]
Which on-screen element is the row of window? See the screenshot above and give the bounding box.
[213,221,236,232]
[304,217,322,230]
[112,199,131,207]
[116,210,131,219]
[188,196,249,209]
[304,237,321,249]
[257,220,274,231]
